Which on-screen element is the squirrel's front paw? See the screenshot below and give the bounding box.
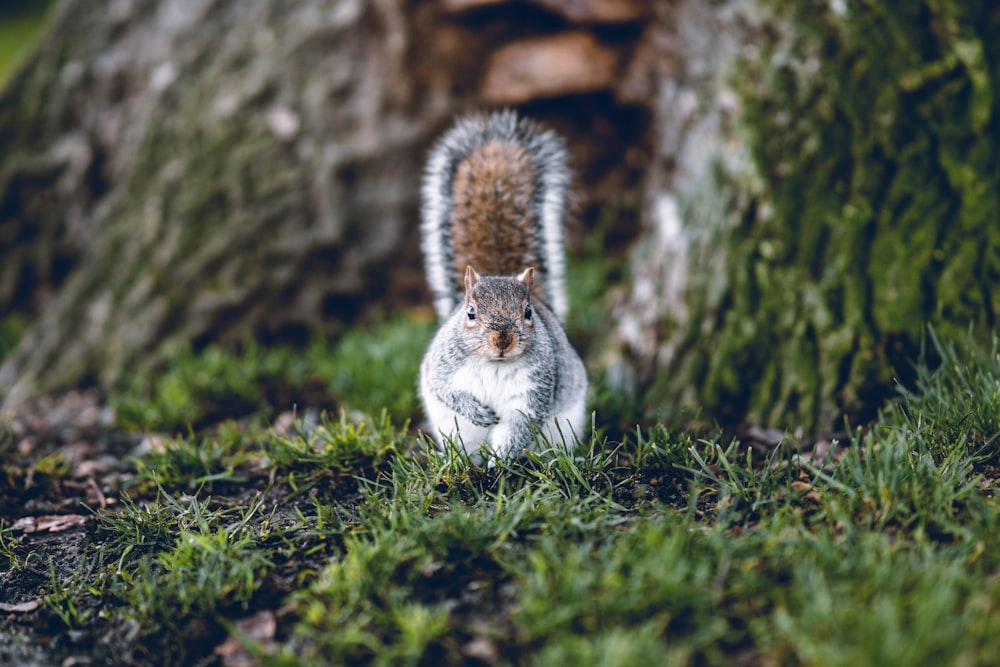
[467,403,500,428]
[441,390,500,428]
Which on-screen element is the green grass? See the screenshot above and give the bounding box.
[108,492,274,630]
[112,315,433,432]
[25,329,1000,664]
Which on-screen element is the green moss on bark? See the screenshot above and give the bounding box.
[673,0,1000,431]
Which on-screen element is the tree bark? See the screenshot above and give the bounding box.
[0,0,449,405]
[607,0,1000,432]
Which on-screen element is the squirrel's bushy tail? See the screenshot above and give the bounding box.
[421,110,570,322]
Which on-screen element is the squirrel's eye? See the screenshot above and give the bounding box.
[467,305,476,321]
[524,305,533,321]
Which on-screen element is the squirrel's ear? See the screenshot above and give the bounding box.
[517,267,535,291]
[465,266,480,293]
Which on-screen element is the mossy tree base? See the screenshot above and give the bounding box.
[609,0,1000,432]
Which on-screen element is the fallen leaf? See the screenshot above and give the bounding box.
[463,636,500,665]
[215,610,277,667]
[11,515,89,533]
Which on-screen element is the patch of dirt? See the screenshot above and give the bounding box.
[1,391,139,665]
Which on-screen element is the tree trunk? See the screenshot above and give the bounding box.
[607,0,1000,432]
[0,0,650,409]
[0,0,447,405]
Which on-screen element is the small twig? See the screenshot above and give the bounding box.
[86,477,108,508]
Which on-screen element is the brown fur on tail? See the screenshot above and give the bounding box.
[450,140,540,287]
[421,111,570,322]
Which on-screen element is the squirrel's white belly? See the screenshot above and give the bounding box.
[454,359,533,413]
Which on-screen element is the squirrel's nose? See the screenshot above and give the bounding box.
[491,331,514,353]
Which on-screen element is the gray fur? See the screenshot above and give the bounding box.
[435,389,499,428]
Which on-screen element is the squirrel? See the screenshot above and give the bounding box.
[418,110,588,461]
